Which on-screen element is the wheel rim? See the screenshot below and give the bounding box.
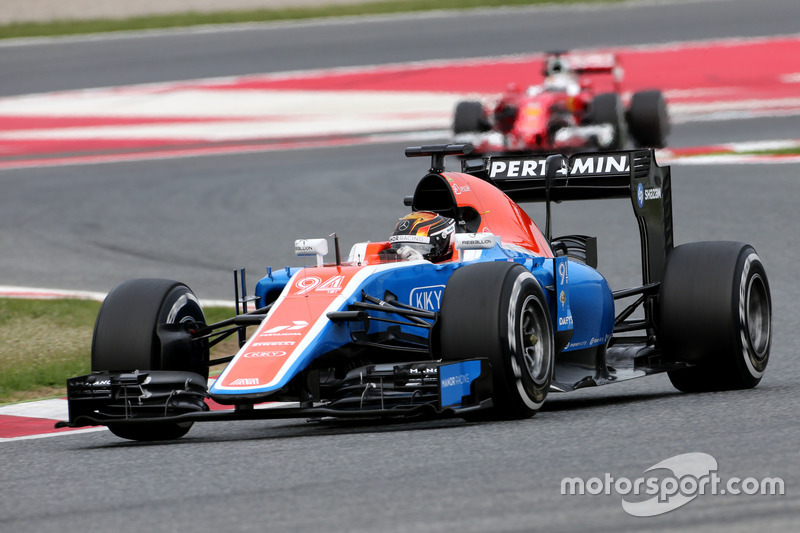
[166,291,203,324]
[746,273,770,360]
[520,295,552,386]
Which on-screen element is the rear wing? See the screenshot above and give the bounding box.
[569,53,621,78]
[542,51,623,90]
[462,149,673,285]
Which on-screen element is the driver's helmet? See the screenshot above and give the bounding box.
[390,211,455,261]
[544,56,579,94]
[544,55,570,76]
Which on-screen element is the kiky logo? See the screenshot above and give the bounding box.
[243,351,286,358]
[410,285,445,312]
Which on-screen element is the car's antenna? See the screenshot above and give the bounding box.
[330,233,341,266]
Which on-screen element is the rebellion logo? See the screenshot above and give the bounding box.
[462,238,492,246]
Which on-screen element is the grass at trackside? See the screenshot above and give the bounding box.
[0,299,236,404]
[743,147,800,156]
[0,0,624,40]
[0,299,99,404]
[679,146,800,158]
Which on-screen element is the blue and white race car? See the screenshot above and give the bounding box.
[59,144,772,441]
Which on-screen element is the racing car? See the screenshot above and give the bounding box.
[57,144,770,441]
[453,51,670,154]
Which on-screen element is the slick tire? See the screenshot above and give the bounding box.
[589,92,626,150]
[92,278,209,377]
[92,278,209,441]
[660,242,771,392]
[439,262,554,419]
[453,100,489,134]
[626,90,670,148]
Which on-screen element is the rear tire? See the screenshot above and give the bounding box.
[589,93,626,150]
[439,262,554,419]
[92,278,209,440]
[626,90,669,148]
[660,242,771,392]
[453,100,489,134]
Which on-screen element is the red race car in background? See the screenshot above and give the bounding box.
[452,51,670,155]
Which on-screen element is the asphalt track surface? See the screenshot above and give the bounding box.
[2,1,800,531]
[1,0,799,96]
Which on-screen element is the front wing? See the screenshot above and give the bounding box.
[56,359,493,429]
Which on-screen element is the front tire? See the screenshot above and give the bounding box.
[660,242,771,392]
[439,262,554,419]
[92,278,209,441]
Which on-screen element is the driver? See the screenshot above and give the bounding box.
[388,211,455,262]
[542,55,580,96]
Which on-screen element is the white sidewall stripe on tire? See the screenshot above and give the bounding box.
[739,253,767,379]
[507,270,546,411]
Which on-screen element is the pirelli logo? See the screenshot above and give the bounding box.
[489,154,630,179]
